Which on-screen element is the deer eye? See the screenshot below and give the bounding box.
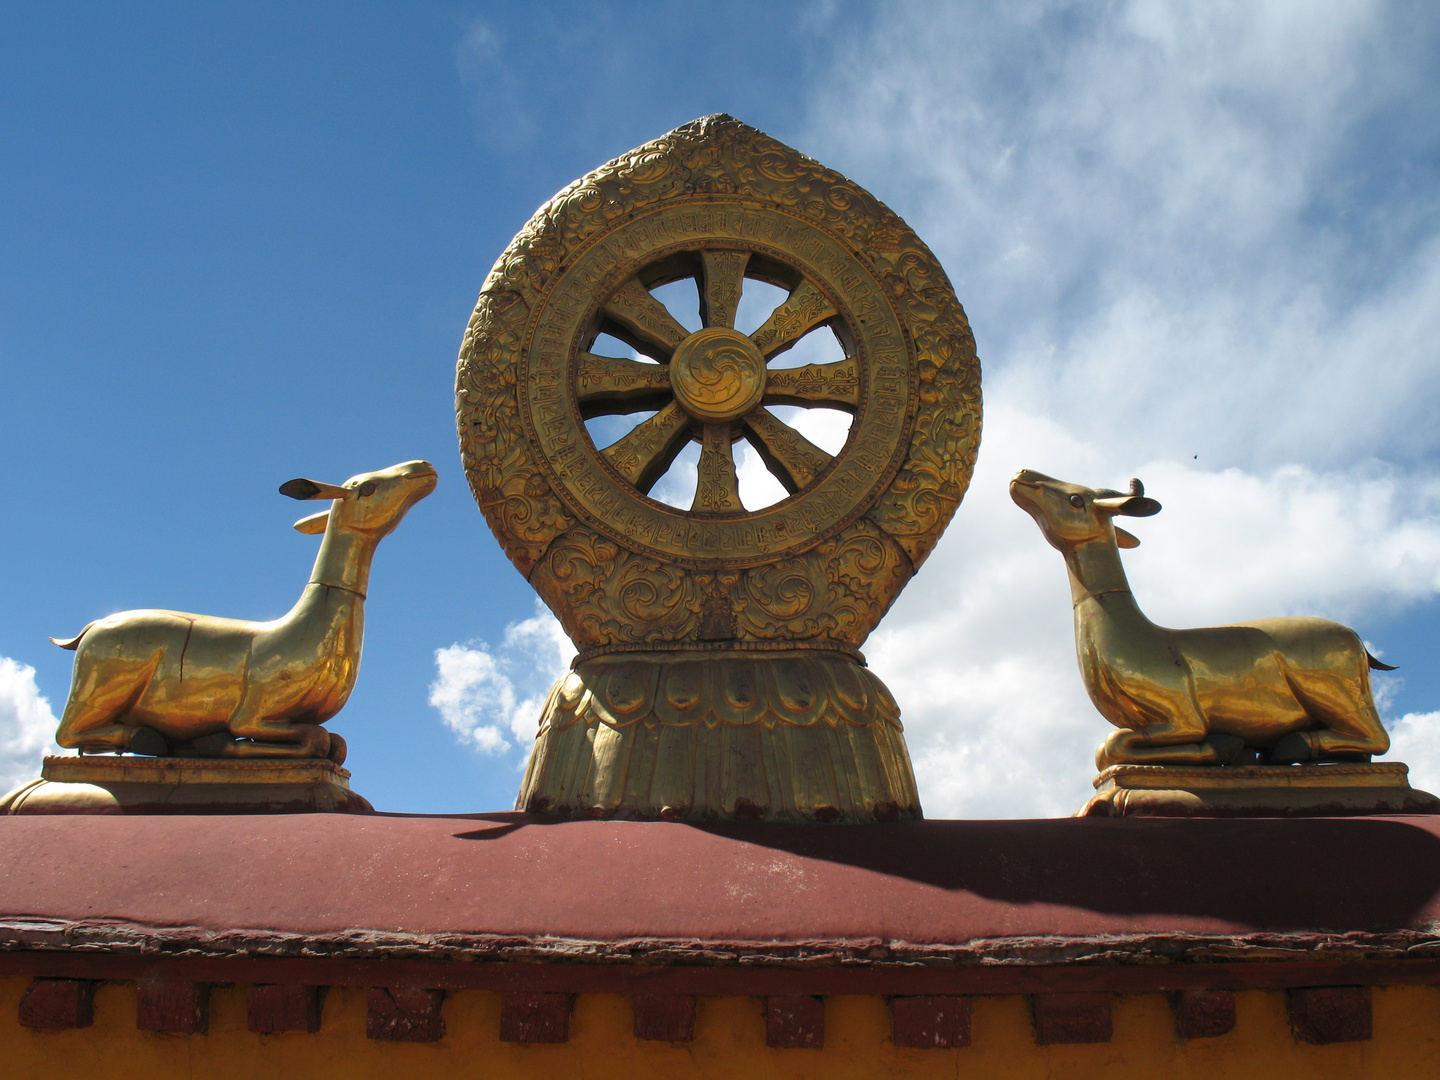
[357,481,378,497]
[1069,494,1085,509]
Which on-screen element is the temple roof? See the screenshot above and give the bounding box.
[3,812,1438,980]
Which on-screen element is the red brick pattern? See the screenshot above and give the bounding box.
[891,995,971,1048]
[247,984,324,1034]
[18,978,95,1029]
[633,993,695,1041]
[1,971,1411,1048]
[766,995,824,1049]
[1288,986,1372,1044]
[1031,992,1112,1044]
[1172,989,1236,1039]
[499,991,571,1043]
[366,987,444,1042]
[136,979,209,1034]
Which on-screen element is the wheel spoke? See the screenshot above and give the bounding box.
[748,281,837,358]
[763,358,860,410]
[699,250,748,329]
[602,278,691,359]
[743,408,832,493]
[692,424,743,512]
[601,401,692,493]
[577,352,673,417]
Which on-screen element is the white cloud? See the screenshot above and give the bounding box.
[429,600,571,756]
[800,0,1440,816]
[1389,712,1440,798]
[0,658,59,794]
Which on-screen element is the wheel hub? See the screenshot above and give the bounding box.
[668,327,767,423]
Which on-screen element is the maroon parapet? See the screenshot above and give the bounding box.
[766,995,824,1048]
[247,984,323,1034]
[500,991,571,1043]
[891,995,971,1048]
[136,978,209,1034]
[19,978,95,1029]
[1032,992,1112,1044]
[366,987,444,1042]
[633,994,695,1042]
[1288,986,1372,1044]
[1172,988,1235,1039]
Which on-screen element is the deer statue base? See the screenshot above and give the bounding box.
[0,756,373,816]
[1080,762,1440,818]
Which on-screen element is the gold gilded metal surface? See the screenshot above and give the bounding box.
[521,651,918,823]
[458,115,980,821]
[0,756,371,816]
[51,461,436,761]
[1011,470,1394,770]
[668,327,767,423]
[1082,763,1440,818]
[42,754,357,787]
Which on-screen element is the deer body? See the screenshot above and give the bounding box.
[1011,469,1391,768]
[53,461,436,760]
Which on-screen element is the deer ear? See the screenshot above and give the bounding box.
[293,511,330,535]
[1096,494,1162,517]
[1115,527,1141,549]
[280,478,350,501]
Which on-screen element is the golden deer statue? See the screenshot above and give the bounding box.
[1010,469,1393,769]
[52,460,436,761]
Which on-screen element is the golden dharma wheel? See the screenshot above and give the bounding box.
[457,115,980,822]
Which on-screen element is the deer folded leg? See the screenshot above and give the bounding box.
[56,684,141,751]
[1309,729,1389,759]
[63,726,137,754]
[127,727,171,756]
[1272,725,1387,765]
[223,719,333,759]
[56,722,129,752]
[1202,733,1249,763]
[56,698,148,753]
[183,732,240,757]
[1098,724,1232,769]
[1273,669,1391,763]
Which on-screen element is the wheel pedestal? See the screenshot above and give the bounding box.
[518,651,920,823]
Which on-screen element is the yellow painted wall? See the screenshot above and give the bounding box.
[1,977,1439,1079]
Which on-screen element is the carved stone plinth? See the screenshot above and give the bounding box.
[0,755,372,815]
[1080,762,1440,818]
[518,651,920,823]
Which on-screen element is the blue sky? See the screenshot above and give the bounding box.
[3,2,1439,815]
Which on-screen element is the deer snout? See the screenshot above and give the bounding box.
[1011,468,1055,488]
[1009,469,1047,506]
[397,462,438,494]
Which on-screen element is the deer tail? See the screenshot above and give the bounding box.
[50,623,94,651]
[1367,650,1398,672]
